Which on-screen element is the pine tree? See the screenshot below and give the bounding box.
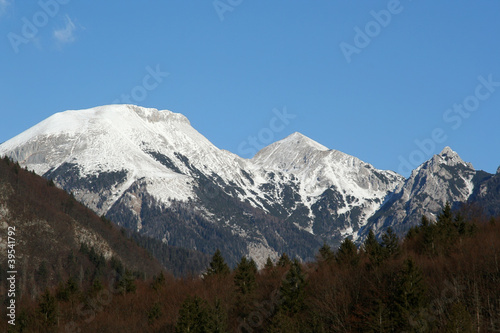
[421,215,438,255]
[147,302,162,325]
[364,229,383,266]
[381,227,400,259]
[234,257,257,296]
[436,202,459,252]
[38,290,57,331]
[438,201,453,224]
[336,237,359,266]
[118,270,136,294]
[204,249,230,278]
[277,253,292,267]
[279,259,307,314]
[152,271,166,292]
[264,256,274,270]
[365,298,392,333]
[211,298,228,333]
[318,242,335,262]
[392,258,427,331]
[175,296,212,333]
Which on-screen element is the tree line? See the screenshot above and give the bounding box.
[2,200,499,332]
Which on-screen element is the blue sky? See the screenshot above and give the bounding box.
[1,1,499,176]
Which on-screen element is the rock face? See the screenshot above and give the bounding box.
[251,132,404,245]
[0,105,495,264]
[359,147,480,238]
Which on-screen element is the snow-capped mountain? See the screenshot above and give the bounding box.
[252,132,404,242]
[359,147,487,238]
[0,105,251,213]
[0,105,493,265]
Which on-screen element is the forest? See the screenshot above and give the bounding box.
[2,196,499,332]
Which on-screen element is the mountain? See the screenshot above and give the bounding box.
[252,132,404,244]
[468,166,500,217]
[0,105,496,264]
[359,147,492,238]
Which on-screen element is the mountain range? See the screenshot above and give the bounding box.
[1,105,498,266]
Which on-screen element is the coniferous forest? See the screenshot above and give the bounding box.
[1,157,500,332]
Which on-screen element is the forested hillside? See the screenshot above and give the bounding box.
[3,201,499,332]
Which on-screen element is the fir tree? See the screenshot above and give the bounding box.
[204,249,230,278]
[211,298,228,333]
[381,227,400,259]
[365,298,392,333]
[152,271,166,292]
[393,258,427,331]
[234,257,257,296]
[118,270,136,295]
[38,290,57,331]
[364,229,383,266]
[318,242,335,262]
[175,296,212,333]
[280,259,307,314]
[264,256,274,270]
[277,253,292,267]
[147,302,162,325]
[336,237,359,266]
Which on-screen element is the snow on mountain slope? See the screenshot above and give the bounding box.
[0,105,257,215]
[359,146,478,239]
[5,104,483,263]
[252,132,404,239]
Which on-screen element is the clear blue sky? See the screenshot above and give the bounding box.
[1,1,499,176]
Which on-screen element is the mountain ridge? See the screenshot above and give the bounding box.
[0,104,495,264]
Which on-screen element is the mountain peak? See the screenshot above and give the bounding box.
[251,132,329,171]
[119,104,191,125]
[280,132,329,152]
[435,146,473,169]
[439,146,458,158]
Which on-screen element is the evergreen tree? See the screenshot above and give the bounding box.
[393,258,427,331]
[318,242,335,262]
[365,298,392,333]
[421,216,438,255]
[118,270,136,294]
[66,276,79,295]
[175,296,212,333]
[204,249,230,278]
[152,271,166,292]
[264,256,274,270]
[445,302,473,333]
[381,227,401,259]
[277,253,292,267]
[436,202,458,252]
[336,237,359,266]
[38,290,57,331]
[279,259,307,314]
[438,201,453,224]
[234,257,257,296]
[364,229,383,266]
[211,298,228,333]
[147,302,162,325]
[454,212,477,236]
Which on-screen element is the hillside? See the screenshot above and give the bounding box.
[0,156,208,305]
